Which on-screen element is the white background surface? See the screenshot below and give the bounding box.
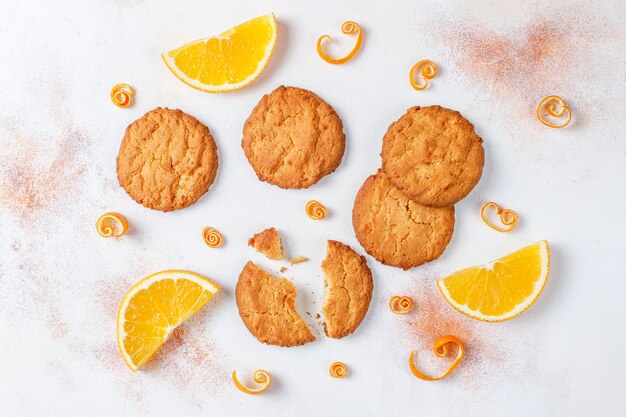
[0,0,625,416]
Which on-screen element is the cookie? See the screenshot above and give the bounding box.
[235,261,315,347]
[352,170,455,270]
[381,105,484,207]
[242,86,346,189]
[248,227,285,260]
[117,108,218,212]
[322,240,373,339]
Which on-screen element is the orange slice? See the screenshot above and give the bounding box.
[117,270,221,371]
[161,13,277,93]
[437,241,550,322]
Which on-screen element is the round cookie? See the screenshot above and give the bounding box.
[117,108,218,212]
[381,105,484,207]
[352,170,455,270]
[242,85,345,189]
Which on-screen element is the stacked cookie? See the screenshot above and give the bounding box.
[353,106,485,270]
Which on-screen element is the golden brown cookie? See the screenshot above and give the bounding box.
[235,261,315,347]
[352,170,455,270]
[322,240,373,339]
[117,108,218,212]
[248,227,285,260]
[242,86,345,189]
[381,105,484,207]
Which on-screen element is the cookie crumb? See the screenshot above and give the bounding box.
[290,256,308,265]
[248,227,285,260]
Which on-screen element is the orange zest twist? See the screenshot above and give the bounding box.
[232,370,271,395]
[305,200,328,220]
[481,202,518,233]
[110,84,134,108]
[202,227,223,248]
[409,60,438,90]
[317,21,363,65]
[536,95,571,128]
[409,335,464,381]
[329,362,348,378]
[96,212,128,238]
[389,295,413,314]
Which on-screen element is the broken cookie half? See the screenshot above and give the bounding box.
[322,240,373,339]
[235,261,315,347]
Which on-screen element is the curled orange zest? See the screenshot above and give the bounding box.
[410,60,438,90]
[110,84,134,108]
[537,95,571,128]
[317,21,363,65]
[409,335,464,381]
[96,212,128,238]
[481,202,518,233]
[389,295,413,314]
[329,362,348,378]
[202,227,223,248]
[306,200,327,220]
[232,370,271,395]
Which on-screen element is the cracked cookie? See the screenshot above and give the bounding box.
[352,170,455,270]
[322,240,373,339]
[381,105,484,207]
[235,261,315,347]
[117,108,218,212]
[242,85,345,189]
[248,227,285,260]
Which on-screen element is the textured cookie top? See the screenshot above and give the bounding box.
[235,261,315,347]
[117,108,218,212]
[248,227,285,260]
[352,170,455,270]
[242,86,346,189]
[381,105,484,207]
[322,240,373,339]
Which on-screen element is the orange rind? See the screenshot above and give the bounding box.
[110,84,134,108]
[389,295,413,314]
[202,227,223,248]
[409,335,464,381]
[317,21,363,65]
[306,200,327,220]
[329,362,348,378]
[537,96,571,128]
[96,212,128,238]
[232,370,271,394]
[410,60,438,90]
[481,202,518,233]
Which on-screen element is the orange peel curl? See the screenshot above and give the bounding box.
[96,212,128,238]
[305,200,327,220]
[410,60,438,90]
[317,21,363,65]
[389,295,413,314]
[232,370,271,395]
[202,227,223,248]
[110,84,134,108]
[329,362,348,378]
[409,335,464,381]
[481,202,518,233]
[537,95,571,128]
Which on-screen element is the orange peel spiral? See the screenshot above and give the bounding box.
[317,21,363,65]
[410,60,438,90]
[329,362,348,378]
[537,95,571,128]
[96,212,128,238]
[202,227,223,248]
[305,200,328,220]
[409,335,464,381]
[481,202,518,233]
[389,295,413,314]
[110,84,134,108]
[232,370,271,395]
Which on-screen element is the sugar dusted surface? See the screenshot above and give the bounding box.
[0,0,624,416]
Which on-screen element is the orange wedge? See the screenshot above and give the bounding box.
[117,270,221,371]
[161,13,277,93]
[437,241,550,322]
